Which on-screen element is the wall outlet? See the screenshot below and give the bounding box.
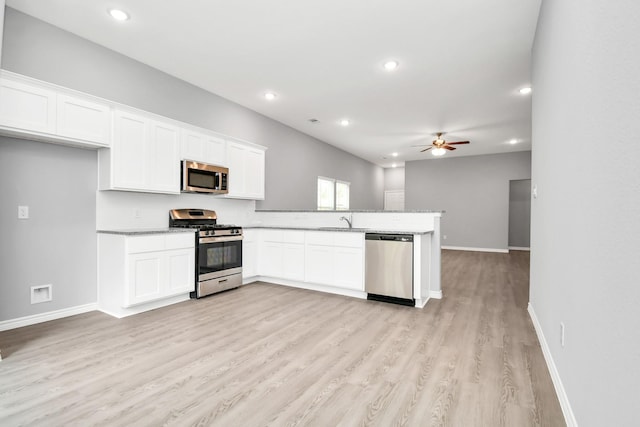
[443,235,447,240]
[560,322,565,347]
[134,208,141,219]
[31,284,52,304]
[18,205,29,219]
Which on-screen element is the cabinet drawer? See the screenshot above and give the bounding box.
[333,232,363,248]
[306,231,334,246]
[283,230,305,244]
[165,232,196,250]
[126,235,166,254]
[262,229,284,242]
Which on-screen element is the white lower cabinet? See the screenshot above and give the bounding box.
[249,229,363,292]
[305,232,364,291]
[98,232,195,317]
[258,230,305,280]
[282,243,305,281]
[242,229,258,279]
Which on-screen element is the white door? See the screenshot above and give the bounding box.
[149,120,180,193]
[56,94,111,145]
[127,253,163,306]
[384,190,405,211]
[166,249,194,296]
[0,78,56,134]
[226,142,246,197]
[113,110,147,190]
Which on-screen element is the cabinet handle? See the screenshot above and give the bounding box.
[219,279,228,283]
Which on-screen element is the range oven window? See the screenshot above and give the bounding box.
[188,169,218,190]
[199,239,242,274]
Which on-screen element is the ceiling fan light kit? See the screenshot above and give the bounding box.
[418,132,470,157]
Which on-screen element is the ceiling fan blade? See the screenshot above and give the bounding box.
[420,146,433,152]
[446,141,470,145]
[444,145,456,151]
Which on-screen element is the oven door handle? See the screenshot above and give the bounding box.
[200,235,243,243]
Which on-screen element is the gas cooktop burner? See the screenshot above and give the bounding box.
[168,209,242,236]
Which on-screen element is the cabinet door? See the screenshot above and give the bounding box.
[180,129,204,161]
[260,241,283,277]
[244,148,265,199]
[243,239,258,278]
[113,110,147,190]
[166,249,195,296]
[0,78,56,134]
[226,142,246,197]
[305,244,333,285]
[149,120,180,193]
[283,243,305,281]
[203,135,226,166]
[126,252,163,307]
[334,247,364,290]
[56,94,111,145]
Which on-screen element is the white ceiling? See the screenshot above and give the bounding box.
[7,0,541,168]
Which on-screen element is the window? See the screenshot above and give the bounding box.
[317,177,350,210]
[336,180,350,210]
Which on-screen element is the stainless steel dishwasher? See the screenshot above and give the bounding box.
[365,233,414,306]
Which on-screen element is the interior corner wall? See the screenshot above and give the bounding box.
[0,137,97,321]
[530,1,640,426]
[405,151,531,250]
[1,7,383,211]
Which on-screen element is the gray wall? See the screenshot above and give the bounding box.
[383,167,405,191]
[0,137,97,321]
[1,8,383,210]
[405,151,531,250]
[508,179,531,248]
[530,1,640,425]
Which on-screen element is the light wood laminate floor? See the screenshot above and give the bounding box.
[0,250,564,426]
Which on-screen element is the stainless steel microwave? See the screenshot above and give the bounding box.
[181,160,229,194]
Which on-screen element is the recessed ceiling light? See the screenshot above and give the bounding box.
[519,87,532,95]
[340,119,350,126]
[392,163,397,168]
[383,60,399,71]
[509,139,519,144]
[391,152,398,157]
[109,9,129,21]
[264,92,277,101]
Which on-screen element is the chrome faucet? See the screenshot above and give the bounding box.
[339,214,353,229]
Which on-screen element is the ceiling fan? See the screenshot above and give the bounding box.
[416,132,470,156]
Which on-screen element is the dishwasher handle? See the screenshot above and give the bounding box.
[365,233,413,242]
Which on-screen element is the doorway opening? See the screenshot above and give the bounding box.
[508,179,531,250]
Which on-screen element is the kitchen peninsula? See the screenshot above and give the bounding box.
[242,210,442,308]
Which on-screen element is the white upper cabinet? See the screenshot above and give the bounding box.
[0,72,111,147]
[148,119,180,193]
[0,78,56,134]
[226,140,266,200]
[101,109,180,194]
[180,129,226,166]
[56,93,111,146]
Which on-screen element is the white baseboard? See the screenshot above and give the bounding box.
[442,245,509,253]
[509,246,531,251]
[0,303,98,331]
[429,290,443,299]
[527,303,577,427]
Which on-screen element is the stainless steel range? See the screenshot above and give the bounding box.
[169,209,242,299]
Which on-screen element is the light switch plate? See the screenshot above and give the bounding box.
[18,205,29,219]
